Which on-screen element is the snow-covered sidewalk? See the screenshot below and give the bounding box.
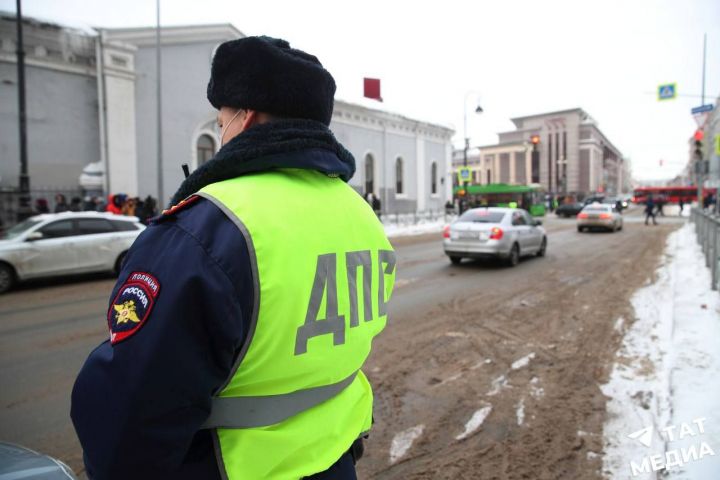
[602,223,720,479]
[383,217,452,238]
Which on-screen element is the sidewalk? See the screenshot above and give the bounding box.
[602,222,720,479]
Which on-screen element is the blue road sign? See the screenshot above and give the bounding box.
[691,104,714,115]
[458,167,472,183]
[657,83,676,101]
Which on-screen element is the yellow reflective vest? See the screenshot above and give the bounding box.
[198,168,395,479]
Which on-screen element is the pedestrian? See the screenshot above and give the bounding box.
[656,195,665,216]
[69,197,82,212]
[143,195,158,222]
[372,194,382,220]
[121,197,137,217]
[645,195,657,226]
[678,198,684,215]
[54,193,69,213]
[34,198,50,214]
[105,194,122,215]
[71,35,395,480]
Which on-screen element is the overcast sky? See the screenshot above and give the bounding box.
[3,0,719,182]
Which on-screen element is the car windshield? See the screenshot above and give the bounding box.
[1,219,43,240]
[583,207,610,213]
[458,210,505,223]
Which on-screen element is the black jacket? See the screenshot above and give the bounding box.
[71,120,360,479]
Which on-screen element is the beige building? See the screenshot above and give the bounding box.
[453,108,629,196]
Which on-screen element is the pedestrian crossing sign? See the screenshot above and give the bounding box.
[458,167,472,183]
[658,83,676,101]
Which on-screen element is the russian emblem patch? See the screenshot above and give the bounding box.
[108,272,161,345]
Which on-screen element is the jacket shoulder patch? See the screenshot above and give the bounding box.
[108,272,161,345]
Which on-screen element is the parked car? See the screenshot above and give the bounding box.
[601,196,626,212]
[443,207,547,267]
[0,212,145,293]
[577,203,623,232]
[555,202,585,218]
[583,195,605,205]
[0,442,76,479]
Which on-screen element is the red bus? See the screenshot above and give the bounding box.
[632,186,717,204]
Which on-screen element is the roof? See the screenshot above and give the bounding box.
[102,23,244,46]
[510,108,586,123]
[334,97,455,134]
[28,212,140,222]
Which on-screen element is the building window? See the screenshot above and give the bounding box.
[487,169,492,184]
[395,157,404,194]
[196,134,215,166]
[431,162,438,194]
[364,154,374,195]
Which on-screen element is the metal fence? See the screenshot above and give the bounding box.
[691,207,720,291]
[0,187,84,229]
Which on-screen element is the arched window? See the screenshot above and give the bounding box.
[431,162,438,194]
[196,134,215,166]
[364,154,374,195]
[395,157,404,195]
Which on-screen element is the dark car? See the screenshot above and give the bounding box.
[583,195,605,205]
[555,202,585,218]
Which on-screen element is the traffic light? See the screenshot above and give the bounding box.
[694,130,704,159]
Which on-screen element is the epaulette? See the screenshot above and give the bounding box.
[152,195,201,223]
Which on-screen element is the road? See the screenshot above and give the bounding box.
[0,208,683,478]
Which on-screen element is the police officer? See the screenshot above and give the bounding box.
[71,36,396,480]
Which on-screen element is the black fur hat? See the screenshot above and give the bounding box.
[207,36,336,126]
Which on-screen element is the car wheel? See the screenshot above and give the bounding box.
[114,251,128,275]
[0,263,16,294]
[506,244,520,267]
[537,237,547,257]
[449,256,462,265]
[577,226,584,233]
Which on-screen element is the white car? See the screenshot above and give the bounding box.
[443,207,547,267]
[576,203,623,232]
[0,212,145,293]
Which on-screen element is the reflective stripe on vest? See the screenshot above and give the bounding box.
[201,371,358,429]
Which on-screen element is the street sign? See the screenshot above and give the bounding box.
[657,83,677,101]
[458,167,472,183]
[691,104,714,114]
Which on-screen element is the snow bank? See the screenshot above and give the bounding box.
[601,223,720,479]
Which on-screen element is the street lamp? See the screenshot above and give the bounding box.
[461,91,483,213]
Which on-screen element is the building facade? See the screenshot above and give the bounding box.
[452,108,628,197]
[0,13,453,218]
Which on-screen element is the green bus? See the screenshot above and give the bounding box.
[453,183,547,216]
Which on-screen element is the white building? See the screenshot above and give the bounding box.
[0,13,454,221]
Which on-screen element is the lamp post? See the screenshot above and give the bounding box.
[15,0,32,221]
[461,91,483,213]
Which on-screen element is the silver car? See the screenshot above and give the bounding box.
[0,212,145,293]
[443,207,547,267]
[576,203,623,232]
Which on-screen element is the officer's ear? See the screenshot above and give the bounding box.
[240,109,258,132]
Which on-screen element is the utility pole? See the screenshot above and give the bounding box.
[156,0,164,206]
[15,0,32,221]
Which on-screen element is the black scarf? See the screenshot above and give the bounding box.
[170,119,355,206]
